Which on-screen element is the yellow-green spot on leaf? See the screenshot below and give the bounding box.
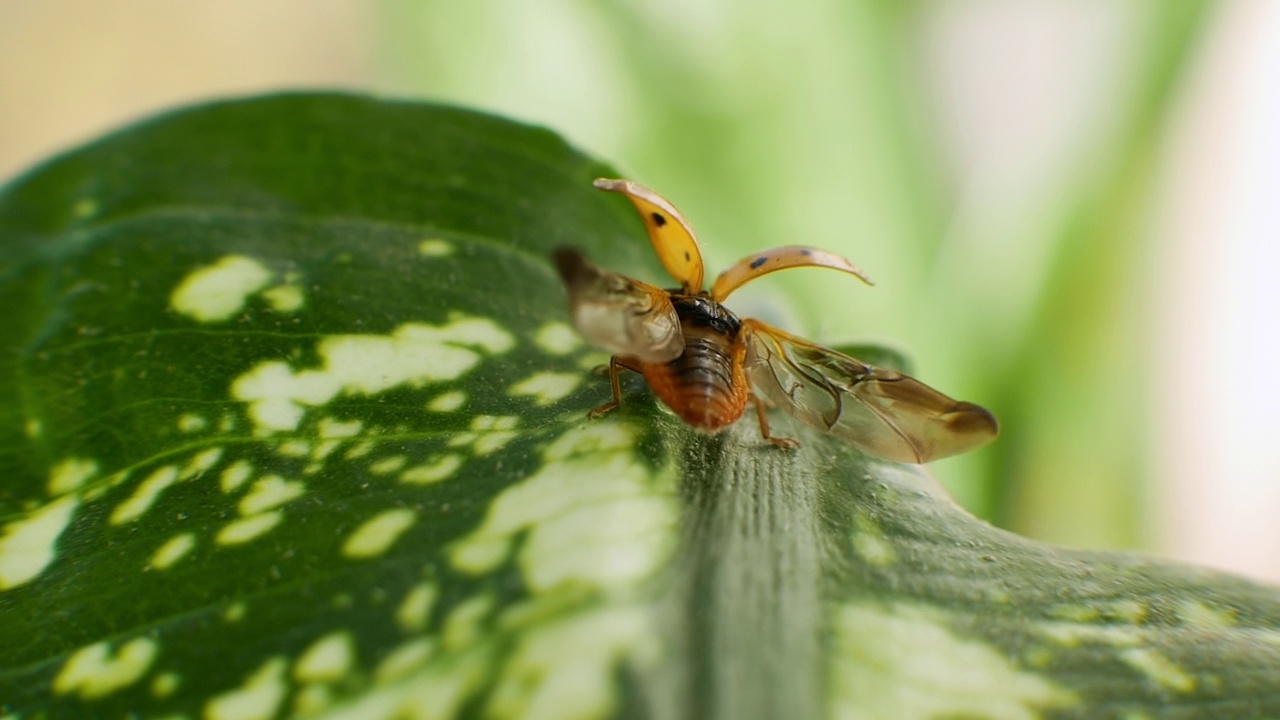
[110,465,179,525]
[462,415,520,456]
[1024,647,1055,669]
[345,441,375,460]
[224,602,247,622]
[231,316,514,433]
[318,417,364,438]
[447,432,479,448]
[418,238,455,257]
[0,496,79,590]
[443,593,495,652]
[487,606,657,720]
[221,460,253,493]
[397,582,440,633]
[276,440,312,458]
[1035,621,1143,649]
[48,457,98,495]
[851,514,895,567]
[149,532,196,570]
[238,476,305,515]
[370,455,408,475]
[293,683,332,715]
[828,603,1077,720]
[533,322,581,356]
[151,672,180,698]
[311,439,341,462]
[1119,648,1197,693]
[177,413,207,433]
[216,511,283,546]
[25,418,42,438]
[72,198,99,219]
[170,254,274,323]
[1179,599,1237,630]
[509,372,581,406]
[53,638,159,700]
[374,638,436,685]
[577,352,611,371]
[428,390,468,412]
[204,657,288,720]
[401,455,463,486]
[293,631,355,683]
[262,284,305,313]
[342,509,417,559]
[1103,598,1148,624]
[180,446,224,480]
[451,423,677,593]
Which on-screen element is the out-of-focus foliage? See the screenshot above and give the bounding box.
[376,1,1212,550]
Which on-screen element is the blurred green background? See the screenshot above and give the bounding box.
[3,0,1278,581]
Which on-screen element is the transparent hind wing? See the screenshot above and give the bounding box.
[742,319,997,462]
[554,247,684,363]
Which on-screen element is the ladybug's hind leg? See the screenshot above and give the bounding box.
[588,356,641,419]
[753,395,799,449]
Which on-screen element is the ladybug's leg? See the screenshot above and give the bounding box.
[588,356,640,419]
[753,394,799,449]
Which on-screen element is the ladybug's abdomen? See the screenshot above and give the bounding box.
[641,332,749,431]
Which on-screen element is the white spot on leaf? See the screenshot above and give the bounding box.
[401,455,463,486]
[232,316,514,433]
[509,372,581,406]
[262,284,305,313]
[110,466,179,525]
[450,423,676,592]
[418,239,455,257]
[374,638,436,685]
[238,476,305,516]
[48,457,98,495]
[318,417,364,438]
[216,511,283,545]
[534,322,581,355]
[53,638,158,699]
[0,497,79,589]
[170,255,274,323]
[177,413,207,433]
[293,631,354,683]
[204,657,288,720]
[149,532,196,570]
[488,606,657,720]
[221,460,253,493]
[1119,648,1196,693]
[343,509,416,558]
[828,603,1076,719]
[397,582,440,633]
[427,390,467,412]
[370,455,408,475]
[180,447,223,479]
[442,593,494,652]
[151,672,180,698]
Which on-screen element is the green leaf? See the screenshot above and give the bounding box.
[3,93,1279,720]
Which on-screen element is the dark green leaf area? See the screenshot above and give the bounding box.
[0,95,679,719]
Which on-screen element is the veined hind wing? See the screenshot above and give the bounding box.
[553,247,684,363]
[742,319,997,462]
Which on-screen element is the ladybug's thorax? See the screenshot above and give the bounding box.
[639,292,749,431]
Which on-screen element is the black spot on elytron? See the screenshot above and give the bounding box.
[750,257,767,269]
[801,249,812,256]
[651,212,667,227]
[684,252,691,261]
